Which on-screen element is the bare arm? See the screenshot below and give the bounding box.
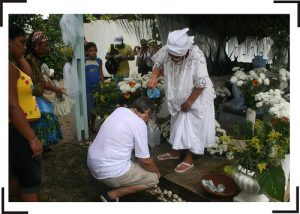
[25,55,45,96]
[122,54,135,61]
[16,57,33,77]
[181,87,204,112]
[44,81,63,96]
[9,62,43,157]
[147,67,163,89]
[137,157,161,179]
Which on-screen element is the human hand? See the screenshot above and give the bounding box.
[147,76,158,89]
[181,100,192,112]
[29,138,43,157]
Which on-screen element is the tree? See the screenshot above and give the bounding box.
[9,14,68,80]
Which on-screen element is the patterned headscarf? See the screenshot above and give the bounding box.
[166,28,194,56]
[32,31,48,44]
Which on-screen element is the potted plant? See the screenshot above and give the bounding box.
[230,67,272,123]
[93,80,122,118]
[224,119,289,202]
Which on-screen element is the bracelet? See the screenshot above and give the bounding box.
[30,137,38,144]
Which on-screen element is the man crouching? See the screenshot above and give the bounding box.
[87,96,160,202]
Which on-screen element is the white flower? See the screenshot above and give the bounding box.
[119,85,125,91]
[135,83,141,88]
[257,78,263,84]
[232,67,240,71]
[215,87,231,97]
[236,80,244,86]
[249,70,259,79]
[230,76,238,83]
[269,106,280,117]
[256,102,263,108]
[125,85,131,92]
[259,73,266,79]
[226,151,234,160]
[264,78,270,85]
[131,87,136,93]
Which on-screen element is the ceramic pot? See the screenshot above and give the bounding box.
[246,108,256,124]
[232,167,269,202]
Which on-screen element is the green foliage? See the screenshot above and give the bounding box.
[84,14,97,23]
[9,14,71,80]
[92,81,122,117]
[43,14,66,80]
[9,14,46,33]
[256,165,285,201]
[225,119,289,201]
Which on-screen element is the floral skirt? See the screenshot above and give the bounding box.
[34,112,63,146]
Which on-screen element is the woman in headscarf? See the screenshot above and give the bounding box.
[147,28,216,173]
[26,31,63,152]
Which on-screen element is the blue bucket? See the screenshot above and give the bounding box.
[147,88,160,98]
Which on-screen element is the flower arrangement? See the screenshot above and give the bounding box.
[118,79,143,106]
[255,89,290,120]
[224,119,289,201]
[230,67,271,109]
[214,86,232,116]
[207,120,232,158]
[278,68,290,82]
[92,81,122,117]
[93,72,166,119]
[118,72,165,112]
[158,118,170,142]
[215,86,231,98]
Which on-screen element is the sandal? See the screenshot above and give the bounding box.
[174,161,194,173]
[157,152,180,161]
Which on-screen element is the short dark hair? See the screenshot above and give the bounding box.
[131,96,155,115]
[85,42,97,52]
[9,26,25,40]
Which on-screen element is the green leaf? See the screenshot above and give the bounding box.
[256,165,285,201]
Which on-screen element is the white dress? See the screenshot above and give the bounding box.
[152,45,216,154]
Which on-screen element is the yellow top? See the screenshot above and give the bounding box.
[17,69,41,120]
[108,44,133,77]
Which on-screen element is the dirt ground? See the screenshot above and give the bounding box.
[39,141,158,202]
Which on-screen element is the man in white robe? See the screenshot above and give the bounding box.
[147,28,216,173]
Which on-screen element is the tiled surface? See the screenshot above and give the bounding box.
[151,143,234,201]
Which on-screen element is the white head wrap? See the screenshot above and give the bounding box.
[166,28,194,56]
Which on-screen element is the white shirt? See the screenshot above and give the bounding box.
[87,107,150,180]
